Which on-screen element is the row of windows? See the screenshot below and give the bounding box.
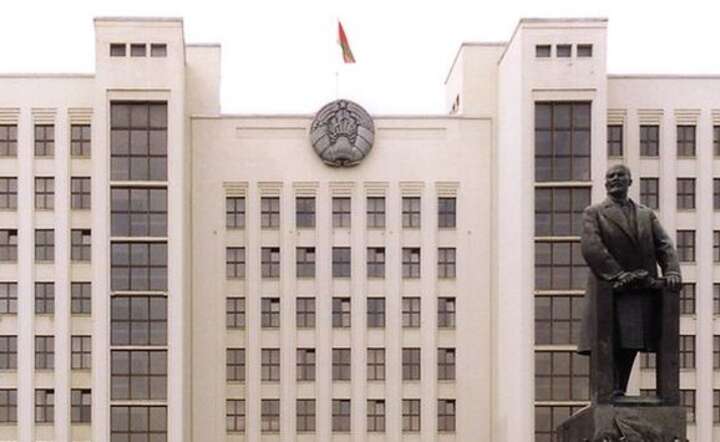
[0,176,90,210]
[0,228,91,262]
[227,196,457,229]
[109,42,167,58]
[226,296,456,329]
[0,281,90,315]
[226,347,455,383]
[638,177,720,211]
[227,246,456,279]
[226,398,456,433]
[0,388,91,424]
[607,124,720,158]
[535,44,593,58]
[0,335,92,370]
[0,124,91,158]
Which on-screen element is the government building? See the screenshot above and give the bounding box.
[0,15,717,442]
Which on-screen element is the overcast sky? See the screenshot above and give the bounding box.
[1,0,718,114]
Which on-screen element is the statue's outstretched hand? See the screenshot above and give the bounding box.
[665,273,682,291]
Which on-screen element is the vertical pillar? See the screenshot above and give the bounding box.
[385,183,401,442]
[421,186,437,442]
[351,183,366,442]
[316,183,331,441]
[245,182,260,442]
[280,184,294,442]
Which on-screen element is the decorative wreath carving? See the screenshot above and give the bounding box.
[310,99,375,167]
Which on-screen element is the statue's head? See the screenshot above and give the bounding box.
[605,164,632,199]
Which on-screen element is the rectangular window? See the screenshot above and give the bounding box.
[71,282,91,314]
[226,196,245,229]
[716,231,720,262]
[332,247,351,277]
[297,399,316,432]
[402,399,420,432]
[556,44,571,57]
[677,125,696,157]
[577,44,593,57]
[0,125,17,156]
[332,197,351,228]
[535,351,589,401]
[35,335,54,369]
[438,197,456,228]
[332,399,351,432]
[535,45,551,58]
[367,399,385,432]
[535,241,587,290]
[110,43,126,56]
[680,335,695,369]
[437,399,456,432]
[332,348,351,381]
[0,177,17,209]
[0,229,17,262]
[438,297,456,328]
[226,348,245,382]
[535,102,591,182]
[296,297,315,328]
[261,247,280,278]
[34,125,54,157]
[111,350,167,400]
[111,296,167,346]
[0,336,16,370]
[226,400,244,433]
[297,348,315,381]
[226,247,245,279]
[680,283,696,315]
[402,197,421,228]
[261,399,280,433]
[111,187,168,237]
[34,282,54,315]
[681,389,695,423]
[35,177,54,210]
[71,124,91,157]
[402,348,421,381]
[71,389,91,423]
[261,297,280,328]
[715,126,720,156]
[367,247,385,278]
[150,43,167,57]
[35,389,54,423]
[261,348,280,382]
[535,295,584,345]
[402,247,421,278]
[367,298,385,328]
[71,229,91,262]
[71,177,91,209]
[71,335,91,370]
[111,102,167,181]
[112,406,167,440]
[640,125,659,157]
[438,348,456,381]
[130,43,146,57]
[296,247,315,278]
[715,179,720,210]
[0,283,17,314]
[641,352,656,369]
[332,297,351,328]
[714,336,720,369]
[535,187,590,236]
[402,297,421,328]
[676,230,695,262]
[0,390,16,423]
[111,242,167,291]
[367,197,385,228]
[640,177,659,210]
[677,178,695,209]
[261,197,280,228]
[607,125,623,156]
[438,247,456,278]
[535,405,584,442]
[714,390,720,424]
[296,197,315,228]
[367,348,385,381]
[226,297,245,329]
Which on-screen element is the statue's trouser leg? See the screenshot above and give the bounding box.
[614,348,637,393]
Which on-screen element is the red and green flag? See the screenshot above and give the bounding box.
[337,21,356,63]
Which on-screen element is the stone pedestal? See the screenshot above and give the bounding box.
[556,403,686,442]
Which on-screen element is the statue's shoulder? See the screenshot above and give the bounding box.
[584,200,608,215]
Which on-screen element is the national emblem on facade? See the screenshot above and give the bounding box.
[309,99,375,167]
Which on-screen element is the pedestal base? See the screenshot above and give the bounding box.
[556,403,686,442]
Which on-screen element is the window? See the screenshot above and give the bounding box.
[332,297,351,328]
[402,399,420,432]
[110,43,126,56]
[367,197,385,228]
[332,247,351,277]
[226,348,245,382]
[438,247,456,278]
[112,406,167,440]
[0,125,17,156]
[332,197,351,228]
[332,348,351,381]
[226,297,245,329]
[607,125,623,156]
[535,351,589,401]
[35,389,54,423]
[71,282,91,314]
[535,187,590,237]
[438,197,456,228]
[71,229,91,261]
[226,400,245,433]
[71,389,91,423]
[261,247,280,278]
[680,283,696,315]
[111,350,167,400]
[0,336,16,369]
[715,126,720,156]
[261,348,280,382]
[677,125,696,157]
[296,297,315,328]
[402,297,421,328]
[0,178,17,209]
[715,231,720,262]
[367,298,385,328]
[402,348,421,381]
[535,45,551,57]
[367,247,385,278]
[367,348,385,381]
[35,177,54,209]
[535,295,584,345]
[714,284,719,315]
[34,282,54,315]
[402,197,421,228]
[680,389,695,423]
[34,125,54,157]
[35,335,54,369]
[715,179,720,210]
[577,44,593,57]
[150,43,167,57]
[70,177,91,209]
[297,399,315,432]
[111,242,167,291]
[641,352,656,369]
[437,399,456,432]
[111,296,167,346]
[438,348,456,381]
[640,178,659,210]
[0,230,17,262]
[556,44,571,57]
[226,196,245,229]
[261,197,280,228]
[680,335,695,369]
[296,247,315,277]
[714,390,720,424]
[261,399,280,433]
[0,283,17,314]
[71,124,91,157]
[535,241,587,290]
[438,297,456,328]
[261,298,280,328]
[535,405,584,442]
[297,348,315,381]
[71,335,91,370]
[640,125,659,157]
[226,247,245,279]
[367,399,385,432]
[714,336,720,369]
[296,197,315,228]
[130,43,146,57]
[535,102,591,182]
[110,102,167,181]
[111,187,168,237]
[0,390,16,423]
[676,230,695,262]
[677,178,695,209]
[332,399,351,432]
[402,248,421,278]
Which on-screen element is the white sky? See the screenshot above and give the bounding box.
[1,0,719,115]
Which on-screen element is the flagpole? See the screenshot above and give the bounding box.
[335,70,339,99]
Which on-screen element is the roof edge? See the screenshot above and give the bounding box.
[608,74,720,80]
[444,42,507,85]
[0,73,95,79]
[94,16,184,23]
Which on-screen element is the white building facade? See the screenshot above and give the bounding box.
[0,16,716,442]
